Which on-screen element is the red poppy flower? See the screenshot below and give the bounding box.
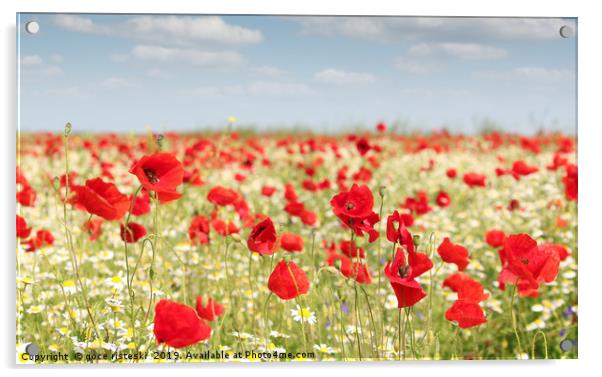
[183,168,205,186]
[280,232,304,252]
[267,259,310,300]
[446,168,457,178]
[207,186,239,206]
[131,190,151,216]
[36,229,54,246]
[195,296,224,321]
[261,186,277,197]
[498,234,560,297]
[325,250,371,283]
[154,299,211,348]
[562,163,577,201]
[437,237,470,271]
[129,152,183,202]
[284,201,305,217]
[350,261,372,284]
[120,222,147,243]
[436,191,451,208]
[356,138,371,156]
[16,166,29,187]
[23,229,54,252]
[225,221,239,235]
[340,240,365,258]
[539,243,570,262]
[507,199,520,211]
[300,210,317,226]
[511,160,539,176]
[247,217,278,255]
[189,215,210,245]
[326,251,352,274]
[71,177,129,221]
[463,172,486,188]
[384,247,433,308]
[331,184,374,220]
[401,192,432,215]
[485,229,506,248]
[210,218,227,236]
[83,218,103,241]
[386,210,415,252]
[338,211,380,242]
[376,122,387,133]
[445,300,487,328]
[547,153,568,171]
[284,183,298,202]
[17,185,37,207]
[442,273,489,303]
[16,215,31,239]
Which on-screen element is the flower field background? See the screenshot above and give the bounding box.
[16,123,577,362]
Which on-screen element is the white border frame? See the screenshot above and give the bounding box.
[2,1,599,376]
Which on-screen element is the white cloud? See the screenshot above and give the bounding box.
[100,77,134,89]
[314,69,376,85]
[20,55,62,76]
[476,67,574,83]
[513,67,573,82]
[53,14,263,46]
[250,65,288,78]
[192,85,245,98]
[124,16,263,45]
[39,66,63,76]
[110,54,129,63]
[20,55,43,67]
[408,42,508,60]
[293,17,575,41]
[131,45,244,66]
[54,14,100,33]
[191,81,311,98]
[248,81,311,96]
[394,57,441,74]
[43,86,88,97]
[50,54,63,63]
[145,68,171,79]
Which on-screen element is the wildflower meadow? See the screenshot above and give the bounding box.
[16,121,577,363]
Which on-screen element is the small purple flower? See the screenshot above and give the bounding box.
[563,307,574,318]
[341,302,349,314]
[559,329,567,337]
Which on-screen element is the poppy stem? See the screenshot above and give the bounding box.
[531,330,548,359]
[337,297,347,360]
[377,187,385,353]
[61,126,100,341]
[141,239,157,351]
[359,285,379,359]
[407,307,417,358]
[123,185,142,340]
[263,292,273,350]
[295,298,308,352]
[509,283,524,356]
[350,231,363,360]
[398,308,403,360]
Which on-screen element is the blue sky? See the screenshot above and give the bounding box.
[18,14,577,134]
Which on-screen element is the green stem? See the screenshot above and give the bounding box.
[531,330,548,359]
[509,283,524,356]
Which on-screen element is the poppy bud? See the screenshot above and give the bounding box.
[64,122,72,137]
[156,134,164,151]
[413,235,421,247]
